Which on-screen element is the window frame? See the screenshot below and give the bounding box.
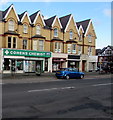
[23,40,27,49]
[88,46,92,55]
[8,19,14,31]
[69,30,73,39]
[67,44,71,53]
[8,37,17,48]
[23,24,28,34]
[39,40,44,51]
[54,28,58,37]
[36,25,41,35]
[78,45,82,55]
[79,34,83,41]
[72,44,76,53]
[88,34,92,42]
[54,42,61,53]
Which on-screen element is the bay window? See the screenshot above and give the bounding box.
[39,40,44,51]
[72,44,76,53]
[8,37,17,48]
[23,40,27,49]
[55,42,61,53]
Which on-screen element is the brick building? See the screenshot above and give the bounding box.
[0,4,97,74]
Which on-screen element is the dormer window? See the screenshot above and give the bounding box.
[70,31,73,39]
[88,34,92,42]
[54,28,58,37]
[23,24,28,33]
[36,25,41,35]
[8,20,14,31]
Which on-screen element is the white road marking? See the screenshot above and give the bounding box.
[28,83,113,93]
[92,83,113,87]
[28,86,75,93]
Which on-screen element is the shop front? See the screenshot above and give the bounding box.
[2,48,51,74]
[67,55,80,70]
[52,53,68,72]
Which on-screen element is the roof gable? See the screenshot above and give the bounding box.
[78,25,84,33]
[59,14,71,31]
[76,19,90,35]
[3,4,20,21]
[60,14,79,34]
[52,16,62,28]
[19,11,31,24]
[30,11,45,26]
[44,15,56,28]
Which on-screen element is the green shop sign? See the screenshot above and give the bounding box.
[3,49,51,58]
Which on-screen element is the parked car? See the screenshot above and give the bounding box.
[55,68,84,79]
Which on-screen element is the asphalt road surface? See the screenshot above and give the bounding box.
[2,74,113,119]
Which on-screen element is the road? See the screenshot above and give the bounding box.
[2,74,113,119]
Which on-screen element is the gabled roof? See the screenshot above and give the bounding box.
[44,15,56,28]
[59,14,79,34]
[101,45,113,54]
[30,10,45,26]
[78,24,84,33]
[18,11,26,20]
[59,14,71,32]
[96,45,113,55]
[2,4,20,21]
[44,15,62,28]
[18,11,31,24]
[96,49,102,55]
[30,11,40,23]
[76,19,91,35]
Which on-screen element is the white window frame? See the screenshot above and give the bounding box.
[55,42,61,53]
[39,40,44,51]
[79,34,83,41]
[8,20,14,31]
[70,31,73,39]
[23,40,27,49]
[33,40,37,50]
[78,45,82,55]
[72,44,76,53]
[67,44,71,53]
[54,28,58,37]
[13,37,17,48]
[36,25,41,35]
[88,46,92,55]
[88,34,92,42]
[23,24,28,33]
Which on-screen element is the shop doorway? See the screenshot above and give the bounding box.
[82,60,86,71]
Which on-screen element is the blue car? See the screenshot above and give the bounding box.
[55,68,84,79]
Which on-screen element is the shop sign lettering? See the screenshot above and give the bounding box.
[3,49,51,58]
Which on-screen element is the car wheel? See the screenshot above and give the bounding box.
[66,75,70,80]
[80,74,84,79]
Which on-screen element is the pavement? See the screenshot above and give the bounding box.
[0,71,112,84]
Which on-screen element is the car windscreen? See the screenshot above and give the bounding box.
[59,68,67,71]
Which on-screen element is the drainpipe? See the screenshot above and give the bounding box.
[82,33,85,54]
[30,24,33,50]
[63,31,65,53]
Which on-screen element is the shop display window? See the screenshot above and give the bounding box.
[4,58,10,70]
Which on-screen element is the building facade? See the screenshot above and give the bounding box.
[0,4,97,74]
[96,45,113,73]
